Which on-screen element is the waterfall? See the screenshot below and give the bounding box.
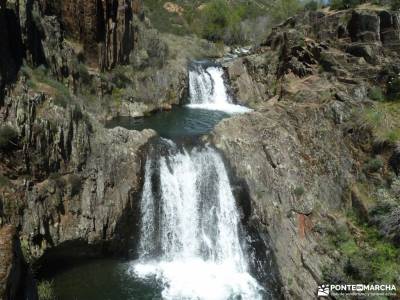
[187,62,252,114]
[130,140,264,300]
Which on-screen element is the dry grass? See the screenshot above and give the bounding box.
[357,102,400,145]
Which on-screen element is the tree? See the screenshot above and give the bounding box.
[270,0,302,23]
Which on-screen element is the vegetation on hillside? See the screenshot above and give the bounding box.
[144,0,400,46]
[322,208,400,287]
[143,0,314,45]
[330,0,400,10]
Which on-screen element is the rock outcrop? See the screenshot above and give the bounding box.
[61,0,144,69]
[0,84,156,262]
[212,100,356,298]
[224,8,400,106]
[214,6,400,299]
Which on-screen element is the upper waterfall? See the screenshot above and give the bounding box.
[130,140,264,300]
[187,61,252,114]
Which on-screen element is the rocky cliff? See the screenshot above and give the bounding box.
[0,1,163,294]
[60,0,144,69]
[1,1,399,299]
[212,6,400,299]
[0,83,156,261]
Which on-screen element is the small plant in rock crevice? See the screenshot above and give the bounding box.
[363,157,384,173]
[368,86,385,102]
[294,186,305,197]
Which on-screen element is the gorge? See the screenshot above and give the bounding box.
[50,60,279,299]
[1,0,400,299]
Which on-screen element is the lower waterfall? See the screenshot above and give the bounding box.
[130,140,264,300]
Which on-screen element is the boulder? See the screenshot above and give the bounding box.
[348,10,381,43]
[346,44,379,64]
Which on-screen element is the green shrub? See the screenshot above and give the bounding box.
[368,86,385,102]
[294,186,305,197]
[356,102,400,144]
[76,63,91,85]
[363,157,384,173]
[53,94,68,108]
[392,0,400,10]
[386,129,400,143]
[199,0,241,42]
[0,125,18,151]
[27,79,37,89]
[32,65,49,81]
[32,65,72,104]
[37,280,55,300]
[270,0,302,23]
[110,67,131,89]
[304,0,319,11]
[330,0,362,10]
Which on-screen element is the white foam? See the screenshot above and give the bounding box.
[131,258,263,300]
[188,64,252,114]
[131,145,264,300]
[186,103,252,114]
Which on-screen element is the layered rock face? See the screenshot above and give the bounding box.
[0,84,156,262]
[0,0,145,83]
[212,100,356,298]
[215,7,400,299]
[61,0,144,69]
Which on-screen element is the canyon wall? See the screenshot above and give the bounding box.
[214,7,400,298]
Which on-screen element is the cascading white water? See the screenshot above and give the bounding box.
[130,141,263,300]
[187,62,252,114]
